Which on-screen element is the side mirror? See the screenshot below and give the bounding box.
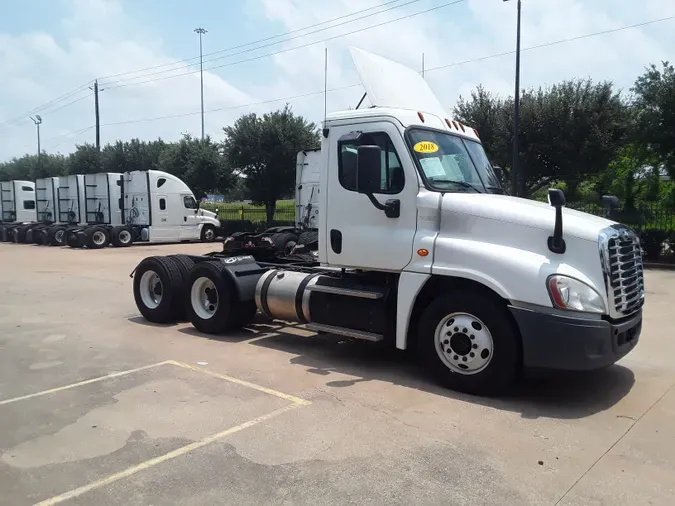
[356,145,382,195]
[492,165,504,182]
[548,188,566,208]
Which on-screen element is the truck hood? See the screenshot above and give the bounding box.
[442,193,614,242]
[198,208,218,220]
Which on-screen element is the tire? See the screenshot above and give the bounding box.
[298,231,318,246]
[272,232,299,256]
[34,227,48,245]
[236,301,258,327]
[133,256,183,323]
[416,291,520,397]
[86,226,110,249]
[14,225,30,244]
[0,226,6,242]
[111,225,133,247]
[67,229,84,248]
[186,260,243,334]
[200,224,217,243]
[166,254,196,320]
[48,226,67,246]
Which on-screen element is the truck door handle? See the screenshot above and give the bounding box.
[330,229,342,254]
[184,216,187,222]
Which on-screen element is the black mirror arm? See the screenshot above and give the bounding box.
[365,192,387,211]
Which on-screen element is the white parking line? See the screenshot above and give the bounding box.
[33,403,303,506]
[0,361,174,406]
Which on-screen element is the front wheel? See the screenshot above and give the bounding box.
[417,291,520,396]
[200,225,217,243]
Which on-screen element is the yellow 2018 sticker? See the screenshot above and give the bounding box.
[413,141,439,153]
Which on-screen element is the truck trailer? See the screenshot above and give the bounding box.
[0,180,37,242]
[138,47,642,395]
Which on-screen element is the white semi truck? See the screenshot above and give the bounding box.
[65,170,222,248]
[130,47,640,395]
[221,151,320,257]
[0,180,37,242]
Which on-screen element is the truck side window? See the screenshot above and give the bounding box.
[183,196,198,209]
[157,178,166,188]
[159,198,166,211]
[22,186,34,192]
[23,200,36,210]
[338,132,404,194]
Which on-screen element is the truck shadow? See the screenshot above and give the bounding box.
[247,327,635,421]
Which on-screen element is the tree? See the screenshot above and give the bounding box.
[67,143,102,174]
[223,105,320,225]
[0,153,68,180]
[157,134,232,199]
[454,79,629,199]
[632,61,675,204]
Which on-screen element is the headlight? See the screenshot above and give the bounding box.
[546,275,606,313]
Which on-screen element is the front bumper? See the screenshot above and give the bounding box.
[509,306,642,371]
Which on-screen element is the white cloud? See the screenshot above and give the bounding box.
[1,0,674,161]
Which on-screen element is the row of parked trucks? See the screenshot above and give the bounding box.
[0,167,321,251]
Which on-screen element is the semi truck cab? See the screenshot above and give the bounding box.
[132,47,643,396]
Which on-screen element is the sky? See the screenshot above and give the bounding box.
[1,0,674,162]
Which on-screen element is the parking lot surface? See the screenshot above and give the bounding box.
[0,242,674,505]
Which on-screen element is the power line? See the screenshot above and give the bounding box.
[97,0,408,81]
[49,126,95,150]
[101,0,431,87]
[103,0,466,90]
[425,14,675,73]
[98,13,675,128]
[0,82,93,129]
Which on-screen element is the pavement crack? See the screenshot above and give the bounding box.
[553,378,675,506]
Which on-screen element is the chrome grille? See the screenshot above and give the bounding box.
[599,226,644,318]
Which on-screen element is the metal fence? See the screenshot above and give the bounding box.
[202,205,296,233]
[569,202,675,233]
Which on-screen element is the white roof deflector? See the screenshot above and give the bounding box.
[349,47,448,117]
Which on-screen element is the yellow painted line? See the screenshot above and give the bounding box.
[0,361,173,406]
[33,403,302,506]
[166,360,311,406]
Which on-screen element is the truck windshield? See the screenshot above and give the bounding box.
[407,128,502,194]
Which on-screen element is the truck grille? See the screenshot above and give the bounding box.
[599,226,644,318]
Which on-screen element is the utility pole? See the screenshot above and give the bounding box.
[505,0,522,197]
[89,80,101,150]
[194,27,207,140]
[30,115,42,162]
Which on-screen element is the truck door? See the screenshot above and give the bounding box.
[325,120,418,271]
[180,194,200,240]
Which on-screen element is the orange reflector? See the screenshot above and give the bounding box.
[417,111,425,122]
[445,118,453,129]
[452,121,459,130]
[417,248,429,257]
[459,123,466,132]
[473,128,480,138]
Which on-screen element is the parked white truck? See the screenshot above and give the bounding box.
[0,180,37,242]
[133,47,644,395]
[221,150,320,257]
[69,169,222,248]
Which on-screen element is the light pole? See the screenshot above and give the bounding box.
[30,115,42,161]
[504,0,522,197]
[194,27,207,140]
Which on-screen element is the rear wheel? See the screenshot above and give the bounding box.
[111,225,133,247]
[272,232,298,256]
[49,226,67,246]
[166,254,196,320]
[186,261,245,334]
[133,256,183,323]
[86,226,110,249]
[417,291,520,397]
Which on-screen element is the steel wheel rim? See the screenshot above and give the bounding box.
[140,270,162,309]
[93,231,106,245]
[204,228,215,241]
[191,277,218,320]
[284,241,297,255]
[55,229,64,243]
[434,312,494,375]
[119,230,131,244]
